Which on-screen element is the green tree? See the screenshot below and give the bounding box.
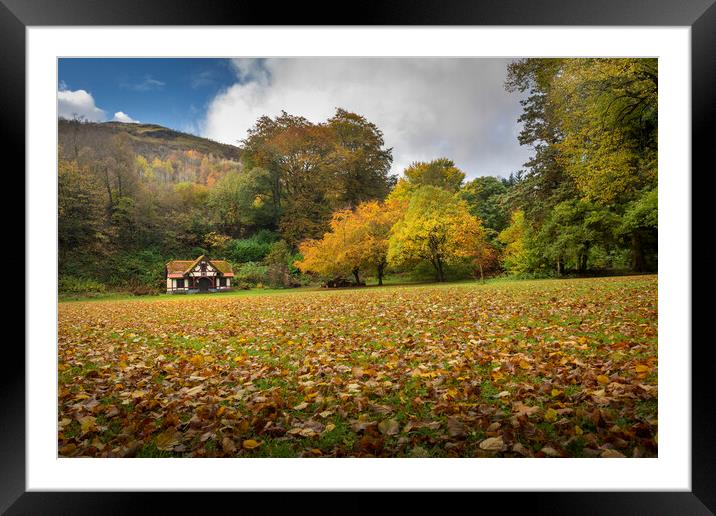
[208,168,272,236]
[459,176,510,234]
[533,199,619,274]
[265,240,298,288]
[327,109,396,207]
[618,187,658,271]
[504,58,658,273]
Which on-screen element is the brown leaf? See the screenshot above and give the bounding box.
[447,417,467,438]
[155,429,181,451]
[600,449,626,458]
[222,437,237,453]
[479,436,505,451]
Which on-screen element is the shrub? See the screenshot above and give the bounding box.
[58,276,107,294]
[234,262,269,286]
[105,249,166,290]
[130,285,161,296]
[226,238,272,263]
[265,241,301,288]
[253,229,280,245]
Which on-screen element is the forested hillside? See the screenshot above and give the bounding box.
[58,58,657,296]
[59,119,242,162]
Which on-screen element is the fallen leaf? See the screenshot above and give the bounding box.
[78,416,97,435]
[541,446,561,457]
[447,417,467,438]
[378,418,400,436]
[242,439,262,450]
[156,429,181,451]
[600,449,626,458]
[479,436,504,451]
[513,402,540,417]
[410,446,430,458]
[222,437,237,454]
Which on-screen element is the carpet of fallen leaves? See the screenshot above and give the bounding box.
[58,275,657,458]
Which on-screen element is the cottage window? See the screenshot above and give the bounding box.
[218,278,225,287]
[177,279,185,288]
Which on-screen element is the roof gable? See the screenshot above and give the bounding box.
[165,256,234,278]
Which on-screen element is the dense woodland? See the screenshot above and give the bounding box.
[58,58,657,295]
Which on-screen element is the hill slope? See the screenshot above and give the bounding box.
[58,119,242,161]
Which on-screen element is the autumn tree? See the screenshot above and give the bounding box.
[295,215,352,283]
[327,109,396,207]
[296,200,405,285]
[550,58,657,271]
[504,58,658,273]
[108,132,140,200]
[497,210,531,275]
[401,158,466,193]
[552,59,657,205]
[241,109,395,243]
[350,200,405,285]
[388,186,487,282]
[58,160,108,272]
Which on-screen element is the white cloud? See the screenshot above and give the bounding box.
[57,89,106,122]
[113,111,140,124]
[201,58,532,178]
[124,76,166,92]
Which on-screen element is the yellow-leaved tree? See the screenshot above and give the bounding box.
[387,185,487,282]
[295,199,405,285]
[497,210,530,274]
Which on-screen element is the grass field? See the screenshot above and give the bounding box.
[58,275,658,458]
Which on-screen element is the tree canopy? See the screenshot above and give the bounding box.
[58,58,658,293]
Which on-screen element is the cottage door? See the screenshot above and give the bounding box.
[198,277,211,292]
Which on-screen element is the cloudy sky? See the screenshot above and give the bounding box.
[58,58,531,178]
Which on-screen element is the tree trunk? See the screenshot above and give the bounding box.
[352,268,361,285]
[631,233,646,272]
[436,258,445,282]
[579,252,588,273]
[117,168,124,198]
[479,262,484,284]
[103,166,114,214]
[377,262,385,286]
[556,258,562,276]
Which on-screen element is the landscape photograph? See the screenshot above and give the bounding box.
[57,57,658,458]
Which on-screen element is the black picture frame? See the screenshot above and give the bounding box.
[4,0,713,513]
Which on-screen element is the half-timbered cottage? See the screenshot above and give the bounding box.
[165,255,234,294]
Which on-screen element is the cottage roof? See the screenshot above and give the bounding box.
[165,256,234,278]
[210,260,234,276]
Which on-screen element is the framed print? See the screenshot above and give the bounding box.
[5,0,715,513]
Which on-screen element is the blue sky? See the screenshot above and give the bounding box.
[58,58,236,133]
[58,58,531,178]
